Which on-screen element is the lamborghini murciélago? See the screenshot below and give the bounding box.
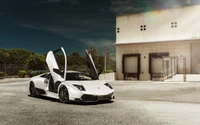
[29,47,114,103]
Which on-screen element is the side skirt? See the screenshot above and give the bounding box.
[35,88,46,95]
[43,91,59,99]
[35,87,59,99]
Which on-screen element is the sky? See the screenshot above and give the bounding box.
[0,0,200,54]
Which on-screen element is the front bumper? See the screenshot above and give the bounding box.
[75,93,114,102]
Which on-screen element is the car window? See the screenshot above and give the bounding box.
[78,73,92,80]
[65,73,92,81]
[45,74,51,79]
[66,73,79,80]
[40,73,48,78]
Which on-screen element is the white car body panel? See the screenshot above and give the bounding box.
[61,80,114,100]
[43,91,59,99]
[46,51,64,82]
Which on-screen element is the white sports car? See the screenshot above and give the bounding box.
[29,47,115,103]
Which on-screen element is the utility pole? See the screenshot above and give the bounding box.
[183,56,186,82]
[104,46,107,71]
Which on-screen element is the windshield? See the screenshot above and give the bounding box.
[65,73,92,81]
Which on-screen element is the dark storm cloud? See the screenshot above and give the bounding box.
[2,0,200,54]
[0,0,115,54]
[33,0,62,4]
[33,0,79,6]
[110,0,200,15]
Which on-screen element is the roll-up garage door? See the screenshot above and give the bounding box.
[191,43,200,74]
[151,58,162,73]
[124,56,138,73]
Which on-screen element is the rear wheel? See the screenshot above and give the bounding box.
[59,85,69,103]
[29,82,39,97]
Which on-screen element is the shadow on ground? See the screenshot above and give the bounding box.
[28,95,114,105]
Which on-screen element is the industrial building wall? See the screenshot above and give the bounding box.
[116,4,200,44]
[116,40,200,80]
[191,43,200,74]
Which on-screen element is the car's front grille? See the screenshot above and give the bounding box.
[81,93,113,102]
[81,94,98,102]
[97,94,112,100]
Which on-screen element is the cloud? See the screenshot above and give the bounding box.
[46,26,113,44]
[110,0,200,15]
[100,8,110,12]
[18,20,110,42]
[81,38,115,54]
[33,0,62,4]
[82,39,114,48]
[156,0,188,8]
[110,0,144,14]
[66,0,79,6]
[33,0,79,5]
[42,17,115,40]
[21,24,41,30]
[42,26,116,53]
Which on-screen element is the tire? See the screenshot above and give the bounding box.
[59,85,69,103]
[29,82,39,97]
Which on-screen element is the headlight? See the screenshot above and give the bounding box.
[105,83,113,89]
[73,84,86,91]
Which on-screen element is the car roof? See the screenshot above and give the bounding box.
[65,71,82,73]
[44,71,83,74]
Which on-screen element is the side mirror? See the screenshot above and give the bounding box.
[44,78,49,83]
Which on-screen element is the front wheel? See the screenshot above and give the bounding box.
[29,82,39,97]
[59,85,69,103]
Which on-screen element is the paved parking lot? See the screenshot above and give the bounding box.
[1,78,200,125]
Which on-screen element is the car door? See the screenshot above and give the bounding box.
[46,47,67,83]
[85,49,99,80]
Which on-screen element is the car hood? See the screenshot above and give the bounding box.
[81,80,107,89]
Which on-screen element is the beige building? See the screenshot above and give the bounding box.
[115,4,200,80]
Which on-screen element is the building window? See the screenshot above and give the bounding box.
[171,22,177,28]
[141,25,146,31]
[117,28,120,33]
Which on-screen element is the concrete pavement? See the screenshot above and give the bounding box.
[1,78,200,124]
